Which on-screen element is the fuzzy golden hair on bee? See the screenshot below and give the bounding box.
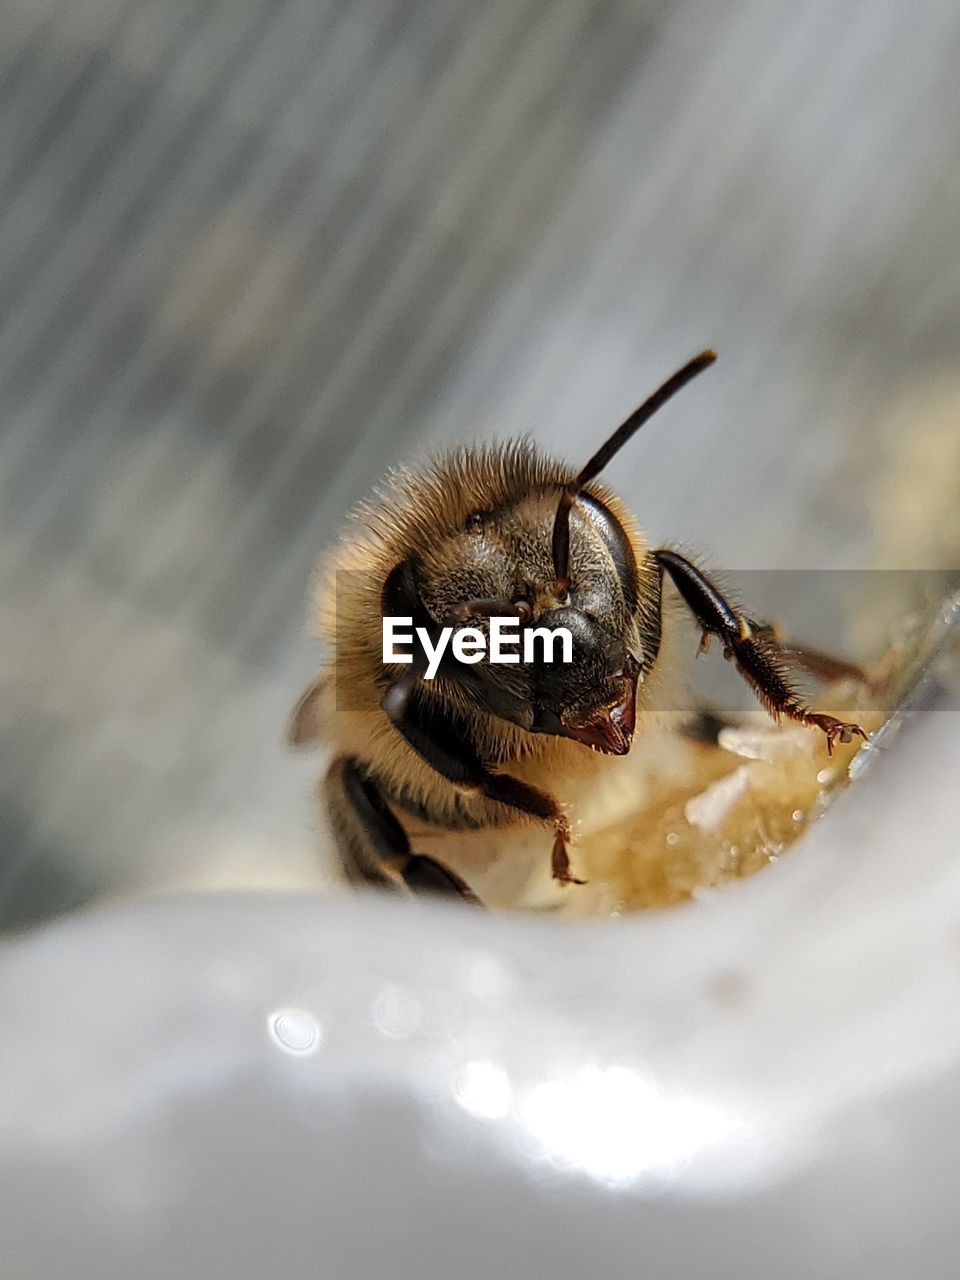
[291,350,868,907]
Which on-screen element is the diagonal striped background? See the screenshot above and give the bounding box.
[2,0,959,928]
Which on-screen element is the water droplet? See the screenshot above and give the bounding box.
[268,1008,322,1056]
[372,985,421,1039]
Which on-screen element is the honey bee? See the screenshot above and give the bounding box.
[291,351,866,906]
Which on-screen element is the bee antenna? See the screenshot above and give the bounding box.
[551,348,717,597]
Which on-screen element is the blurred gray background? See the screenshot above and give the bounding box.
[2,0,959,929]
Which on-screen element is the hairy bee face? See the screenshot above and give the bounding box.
[410,490,647,754]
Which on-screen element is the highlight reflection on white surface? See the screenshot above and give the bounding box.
[267,1008,322,1056]
[519,1066,738,1187]
[454,1061,513,1120]
[372,984,422,1039]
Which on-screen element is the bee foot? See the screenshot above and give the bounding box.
[550,823,585,886]
[808,713,868,756]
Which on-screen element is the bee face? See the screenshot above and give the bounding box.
[412,490,645,754]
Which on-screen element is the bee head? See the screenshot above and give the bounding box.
[409,489,647,755]
[380,351,716,756]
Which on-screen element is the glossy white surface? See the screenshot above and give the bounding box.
[1,701,958,1279]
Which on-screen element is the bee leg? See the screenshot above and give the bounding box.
[381,680,585,885]
[550,816,586,886]
[325,756,483,905]
[655,550,867,756]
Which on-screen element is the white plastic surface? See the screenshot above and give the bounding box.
[1,702,958,1279]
